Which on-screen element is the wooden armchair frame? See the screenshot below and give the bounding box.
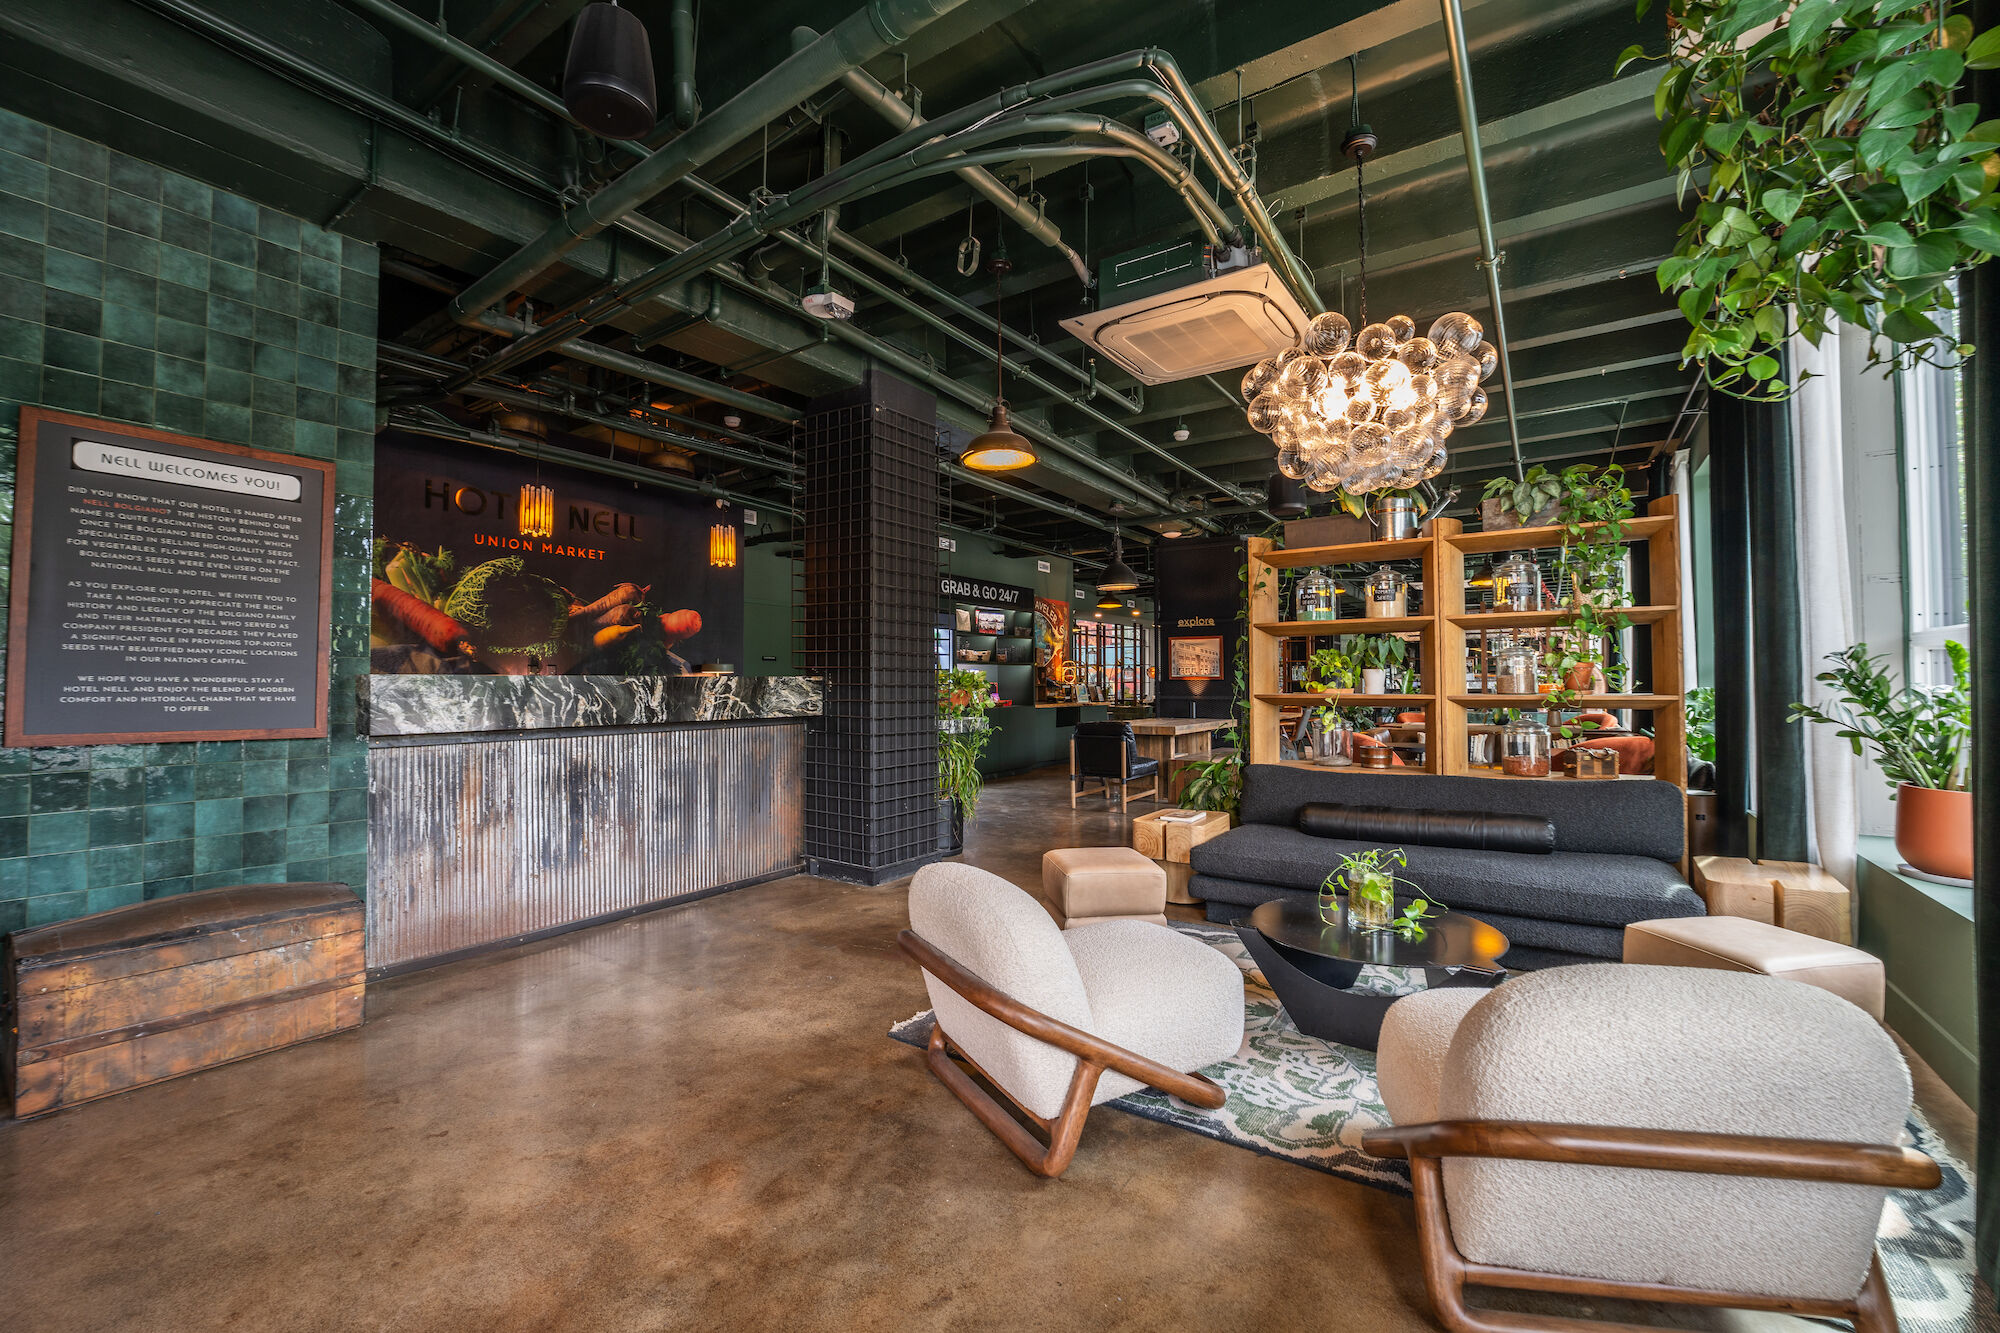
[899,928,1224,1178]
[1068,736,1160,811]
[1360,1120,1941,1333]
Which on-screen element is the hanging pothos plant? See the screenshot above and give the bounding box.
[1621,0,2000,399]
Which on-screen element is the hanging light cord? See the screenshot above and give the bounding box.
[1349,55,1368,328]
[993,272,1005,406]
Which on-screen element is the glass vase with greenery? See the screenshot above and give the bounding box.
[937,668,995,829]
[1319,848,1444,936]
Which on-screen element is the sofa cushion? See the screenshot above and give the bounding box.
[1237,765,1685,862]
[1190,824,1701,929]
[1298,801,1555,855]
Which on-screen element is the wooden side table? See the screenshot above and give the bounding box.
[1132,809,1231,905]
[1691,856,1853,945]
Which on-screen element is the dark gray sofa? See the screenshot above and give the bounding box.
[1190,765,1703,969]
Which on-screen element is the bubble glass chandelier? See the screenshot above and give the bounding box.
[1241,61,1499,496]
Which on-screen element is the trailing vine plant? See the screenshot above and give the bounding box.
[1540,465,1637,737]
[1622,0,2000,399]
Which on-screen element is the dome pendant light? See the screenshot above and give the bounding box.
[1096,528,1139,593]
[563,3,658,140]
[959,245,1037,472]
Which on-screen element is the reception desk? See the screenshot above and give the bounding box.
[361,675,821,973]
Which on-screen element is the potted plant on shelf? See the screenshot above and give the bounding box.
[1480,465,1563,530]
[1789,641,1972,881]
[937,667,995,855]
[1319,848,1444,936]
[1300,645,1360,764]
[1347,635,1410,696]
[1334,485,1436,541]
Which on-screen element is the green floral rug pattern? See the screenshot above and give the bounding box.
[890,921,1991,1332]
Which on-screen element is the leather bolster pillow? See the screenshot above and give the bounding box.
[1297,802,1556,855]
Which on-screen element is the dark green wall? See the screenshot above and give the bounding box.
[741,522,797,677]
[0,108,376,932]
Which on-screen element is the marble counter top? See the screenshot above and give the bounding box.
[361,674,822,737]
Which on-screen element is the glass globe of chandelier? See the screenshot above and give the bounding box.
[1241,61,1500,496]
[1241,308,1496,495]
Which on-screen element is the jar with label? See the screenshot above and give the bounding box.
[1294,569,1339,621]
[1494,644,1540,695]
[1362,565,1408,618]
[1501,715,1552,777]
[1493,554,1541,612]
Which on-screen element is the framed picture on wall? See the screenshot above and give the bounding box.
[1168,635,1224,680]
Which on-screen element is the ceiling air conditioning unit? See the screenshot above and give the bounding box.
[1059,242,1311,386]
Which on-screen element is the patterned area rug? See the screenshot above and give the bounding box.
[890,921,1993,1333]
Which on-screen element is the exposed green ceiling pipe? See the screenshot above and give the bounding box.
[387,412,793,514]
[669,0,700,130]
[467,311,802,422]
[796,26,1092,289]
[1438,0,1526,482]
[460,111,1234,382]
[449,0,1009,328]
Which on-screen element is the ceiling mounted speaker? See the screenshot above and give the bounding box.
[1266,472,1309,518]
[564,3,658,139]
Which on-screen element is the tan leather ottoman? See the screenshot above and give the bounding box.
[1624,916,1884,1021]
[1041,847,1168,929]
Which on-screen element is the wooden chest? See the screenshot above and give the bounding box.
[4,883,364,1118]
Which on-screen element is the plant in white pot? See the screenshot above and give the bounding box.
[1789,642,1971,881]
[1348,634,1409,696]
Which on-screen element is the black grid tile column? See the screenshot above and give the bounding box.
[801,370,940,884]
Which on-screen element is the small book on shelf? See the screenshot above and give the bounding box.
[1157,810,1208,823]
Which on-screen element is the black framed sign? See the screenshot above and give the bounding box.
[4,409,335,747]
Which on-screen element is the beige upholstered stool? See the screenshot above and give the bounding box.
[1624,916,1885,1021]
[1041,847,1168,929]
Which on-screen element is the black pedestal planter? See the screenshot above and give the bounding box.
[936,798,964,856]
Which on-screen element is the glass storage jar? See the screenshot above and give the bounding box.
[1501,715,1552,777]
[1493,554,1541,611]
[1494,644,1540,695]
[1362,565,1409,618]
[1295,569,1339,621]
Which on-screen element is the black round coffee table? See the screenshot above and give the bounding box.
[1235,897,1510,1051]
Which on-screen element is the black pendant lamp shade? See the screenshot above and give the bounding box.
[959,402,1036,472]
[1266,472,1309,518]
[564,3,658,139]
[1097,530,1139,593]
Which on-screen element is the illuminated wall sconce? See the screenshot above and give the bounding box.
[519,483,554,538]
[709,522,738,568]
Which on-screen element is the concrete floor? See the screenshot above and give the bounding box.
[0,767,1977,1332]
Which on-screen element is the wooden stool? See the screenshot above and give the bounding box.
[1131,809,1230,906]
[1624,916,1884,1021]
[1040,847,1167,929]
[1692,856,1852,944]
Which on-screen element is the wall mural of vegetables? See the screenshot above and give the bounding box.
[1623,0,2000,399]
[371,433,742,676]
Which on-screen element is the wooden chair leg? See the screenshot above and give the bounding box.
[1852,1255,1900,1333]
[925,1022,1104,1179]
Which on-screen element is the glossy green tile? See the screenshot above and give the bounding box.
[242,795,287,833]
[142,764,194,804]
[194,798,243,837]
[194,834,242,875]
[328,819,367,857]
[88,805,144,848]
[192,761,241,799]
[144,801,194,842]
[89,766,142,807]
[29,811,90,855]
[101,341,153,384]
[28,851,87,896]
[0,815,25,859]
[0,898,28,934]
[0,775,27,818]
[143,839,193,880]
[28,892,89,926]
[88,843,144,886]
[86,883,145,914]
[30,771,88,812]
[241,760,288,796]
[241,829,287,866]
[143,876,193,901]
[287,790,329,826]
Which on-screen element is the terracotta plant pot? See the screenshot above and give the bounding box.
[1563,662,1597,692]
[1894,784,1973,881]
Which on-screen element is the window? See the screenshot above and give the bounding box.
[1898,306,1967,689]
[1069,619,1152,703]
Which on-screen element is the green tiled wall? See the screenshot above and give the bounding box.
[0,108,376,932]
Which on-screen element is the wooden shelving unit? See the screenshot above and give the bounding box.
[1245,495,1686,787]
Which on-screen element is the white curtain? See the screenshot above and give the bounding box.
[1673,449,1699,692]
[1789,323,1858,884]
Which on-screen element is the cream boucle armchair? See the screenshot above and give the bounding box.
[1367,964,1940,1333]
[899,862,1243,1178]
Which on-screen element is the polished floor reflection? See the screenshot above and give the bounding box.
[0,767,1974,1331]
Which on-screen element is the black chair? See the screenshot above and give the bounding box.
[1069,722,1160,811]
